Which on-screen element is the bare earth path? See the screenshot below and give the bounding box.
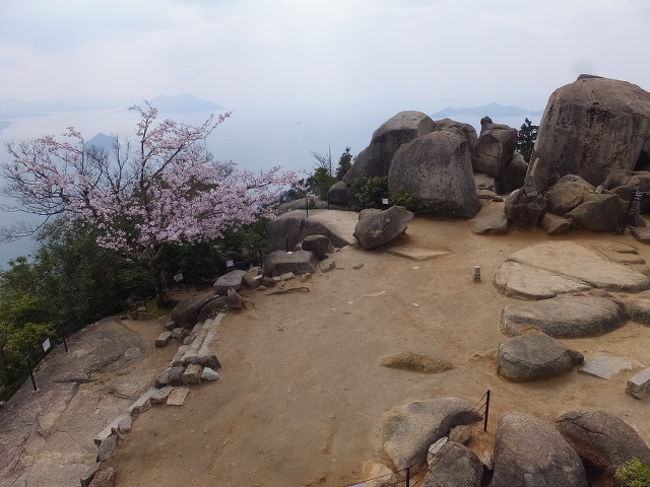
[115,214,650,487]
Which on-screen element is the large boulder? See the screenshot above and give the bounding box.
[566,193,625,232]
[353,206,414,250]
[432,118,478,153]
[424,439,483,487]
[343,111,436,184]
[529,76,650,190]
[545,175,596,215]
[267,212,350,251]
[490,414,587,487]
[388,131,481,219]
[473,116,518,177]
[494,151,528,194]
[498,334,584,382]
[501,295,628,338]
[494,241,650,299]
[327,180,354,206]
[301,234,332,259]
[604,169,650,213]
[504,187,547,226]
[557,410,650,486]
[171,292,221,329]
[263,250,318,277]
[213,269,247,295]
[382,398,482,471]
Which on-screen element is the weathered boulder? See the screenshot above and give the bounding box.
[540,213,572,235]
[327,180,354,206]
[171,293,220,329]
[301,234,332,259]
[473,117,518,177]
[88,466,115,487]
[196,296,227,323]
[557,410,650,486]
[432,118,478,152]
[495,241,650,299]
[226,288,244,310]
[498,334,584,382]
[490,414,587,487]
[263,250,318,276]
[604,169,650,213]
[494,151,528,194]
[566,193,625,232]
[388,131,481,219]
[628,298,650,324]
[267,212,351,251]
[381,397,482,471]
[504,187,547,226]
[529,76,650,190]
[343,111,436,184]
[213,269,247,295]
[353,206,413,250]
[424,439,483,487]
[501,295,627,338]
[471,211,508,235]
[545,175,595,215]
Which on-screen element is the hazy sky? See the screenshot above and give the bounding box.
[1,0,649,114]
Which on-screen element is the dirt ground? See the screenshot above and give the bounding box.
[113,207,650,487]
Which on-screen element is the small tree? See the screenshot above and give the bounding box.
[336,147,353,181]
[616,458,650,487]
[2,103,297,303]
[517,117,539,163]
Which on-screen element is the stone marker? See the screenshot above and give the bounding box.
[201,367,220,381]
[627,368,650,399]
[167,387,190,406]
[150,386,173,404]
[182,363,203,385]
[155,331,172,347]
[96,435,117,462]
[579,354,638,380]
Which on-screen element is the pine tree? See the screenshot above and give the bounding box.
[517,118,539,163]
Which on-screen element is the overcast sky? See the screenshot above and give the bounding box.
[1,0,649,114]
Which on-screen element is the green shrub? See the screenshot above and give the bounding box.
[616,458,650,487]
[392,191,467,217]
[350,176,389,210]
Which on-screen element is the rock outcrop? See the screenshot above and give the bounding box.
[267,212,351,251]
[501,295,627,338]
[431,118,478,153]
[353,206,414,249]
[529,76,650,190]
[557,410,650,486]
[388,131,481,219]
[171,293,221,329]
[473,116,518,179]
[504,187,547,227]
[381,398,482,471]
[343,111,436,184]
[424,439,483,487]
[490,414,587,487]
[498,334,584,381]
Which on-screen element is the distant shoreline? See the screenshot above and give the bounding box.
[0,120,11,131]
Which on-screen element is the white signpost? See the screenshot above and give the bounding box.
[382,198,389,206]
[42,338,51,352]
[226,260,234,268]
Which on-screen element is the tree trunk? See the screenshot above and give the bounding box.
[151,244,173,308]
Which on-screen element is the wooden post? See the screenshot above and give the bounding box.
[483,390,491,432]
[405,466,410,487]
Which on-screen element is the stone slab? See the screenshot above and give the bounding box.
[386,246,450,261]
[127,387,158,417]
[579,354,638,380]
[150,385,173,404]
[167,387,190,406]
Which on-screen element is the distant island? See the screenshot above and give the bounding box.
[432,102,542,119]
[0,93,223,119]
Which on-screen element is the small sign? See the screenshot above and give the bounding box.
[382,198,389,205]
[42,338,51,352]
[173,273,184,282]
[226,260,234,268]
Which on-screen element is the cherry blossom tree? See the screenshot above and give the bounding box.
[2,103,298,301]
